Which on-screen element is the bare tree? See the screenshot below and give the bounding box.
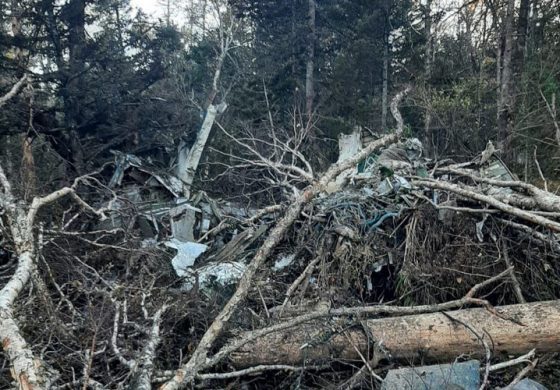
[0,168,109,388]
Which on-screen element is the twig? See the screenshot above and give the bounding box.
[198,364,317,380]
[337,364,370,390]
[111,301,134,369]
[441,312,492,390]
[533,146,548,192]
[500,358,539,390]
[501,239,526,303]
[342,330,384,383]
[153,365,325,382]
[489,349,535,372]
[257,286,270,319]
[280,247,324,311]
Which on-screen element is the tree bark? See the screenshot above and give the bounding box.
[381,0,390,131]
[497,0,515,151]
[515,0,530,75]
[230,300,560,367]
[423,0,434,157]
[305,0,316,120]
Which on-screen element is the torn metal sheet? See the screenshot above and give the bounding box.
[165,239,208,277]
[195,262,246,291]
[376,175,411,196]
[481,157,515,182]
[337,127,362,163]
[176,261,246,292]
[169,199,201,242]
[109,150,184,197]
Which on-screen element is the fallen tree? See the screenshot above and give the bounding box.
[229,300,560,367]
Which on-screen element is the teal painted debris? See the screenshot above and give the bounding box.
[381,360,480,390]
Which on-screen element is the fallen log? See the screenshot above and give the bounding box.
[230,300,560,367]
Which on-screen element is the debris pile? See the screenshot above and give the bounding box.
[101,135,560,387]
[4,95,559,388]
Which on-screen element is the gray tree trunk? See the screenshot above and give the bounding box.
[423,0,434,157]
[305,0,316,119]
[497,0,515,150]
[381,0,390,131]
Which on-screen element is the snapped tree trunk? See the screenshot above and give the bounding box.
[230,300,560,367]
[176,102,226,197]
[176,18,232,198]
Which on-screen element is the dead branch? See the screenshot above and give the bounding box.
[497,218,560,251]
[0,164,110,388]
[414,178,560,231]
[0,75,28,108]
[489,349,535,372]
[533,146,548,191]
[500,358,539,390]
[501,239,526,303]
[129,305,169,390]
[436,167,560,212]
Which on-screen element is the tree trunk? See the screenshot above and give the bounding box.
[10,0,36,198]
[381,0,390,131]
[515,0,530,74]
[62,0,87,172]
[230,300,560,367]
[0,167,55,389]
[305,0,316,120]
[497,0,515,152]
[423,0,434,157]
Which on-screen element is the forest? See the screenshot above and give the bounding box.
[1,0,560,389]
